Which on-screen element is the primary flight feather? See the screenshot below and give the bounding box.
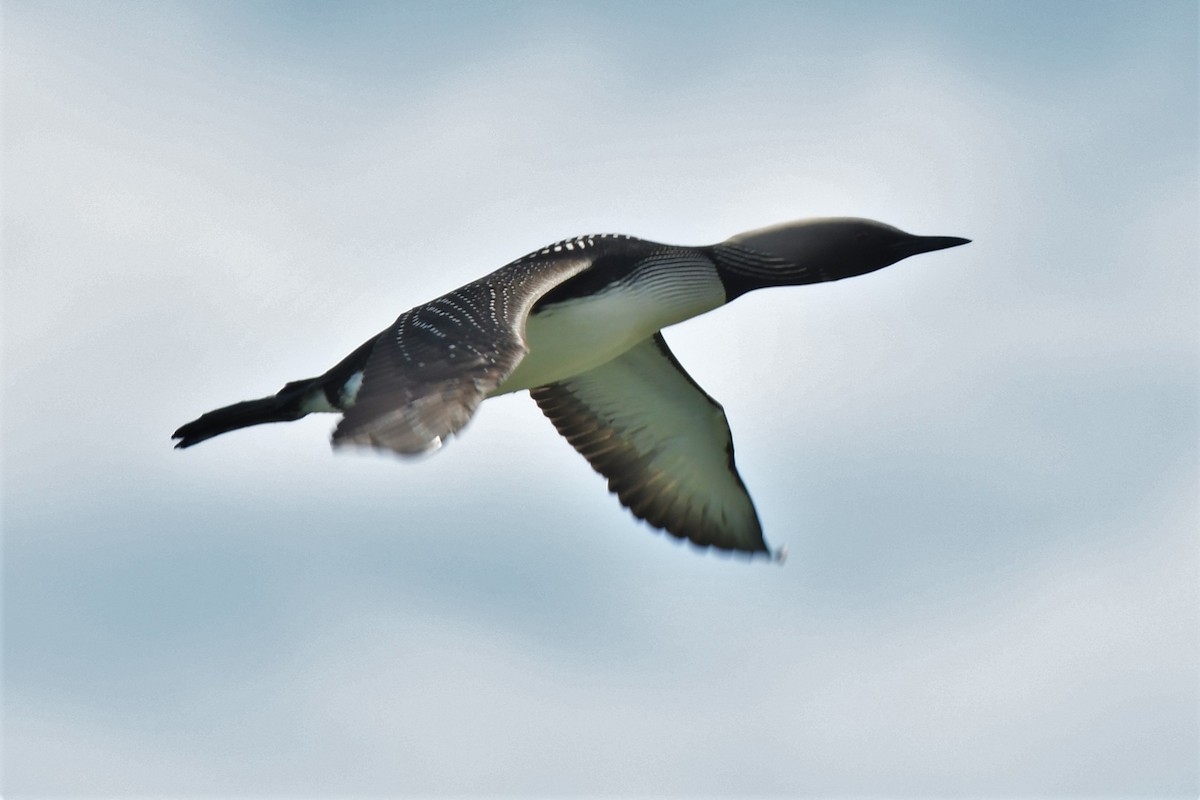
[174,218,970,557]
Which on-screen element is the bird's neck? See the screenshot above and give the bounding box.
[707,244,824,301]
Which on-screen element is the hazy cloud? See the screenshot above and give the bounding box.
[3,1,1196,796]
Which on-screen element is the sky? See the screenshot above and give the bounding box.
[2,0,1197,796]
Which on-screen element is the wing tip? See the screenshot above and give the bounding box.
[645,521,779,562]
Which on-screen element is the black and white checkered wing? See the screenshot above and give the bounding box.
[333,252,592,455]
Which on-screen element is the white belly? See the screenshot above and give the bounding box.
[494,263,725,395]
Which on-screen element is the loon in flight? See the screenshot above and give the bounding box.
[173,217,969,558]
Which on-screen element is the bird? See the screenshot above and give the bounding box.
[173,217,969,558]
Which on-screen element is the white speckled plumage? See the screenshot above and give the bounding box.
[173,219,970,557]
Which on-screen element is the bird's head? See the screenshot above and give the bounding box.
[717,217,970,298]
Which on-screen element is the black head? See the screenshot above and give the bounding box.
[718,217,970,295]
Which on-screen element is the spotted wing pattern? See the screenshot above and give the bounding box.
[531,333,768,554]
[333,247,596,454]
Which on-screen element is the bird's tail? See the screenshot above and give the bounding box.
[174,335,377,450]
[172,383,313,449]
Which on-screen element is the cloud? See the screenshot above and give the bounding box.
[7,469,1192,795]
[3,1,1197,796]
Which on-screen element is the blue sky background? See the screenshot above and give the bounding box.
[3,0,1197,795]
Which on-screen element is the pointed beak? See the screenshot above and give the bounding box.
[909,235,971,255]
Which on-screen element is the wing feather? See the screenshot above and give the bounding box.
[532,333,769,554]
[333,253,592,454]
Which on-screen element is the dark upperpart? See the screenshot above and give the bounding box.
[711,217,970,300]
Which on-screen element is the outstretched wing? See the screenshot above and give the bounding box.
[334,252,593,454]
[531,333,769,554]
